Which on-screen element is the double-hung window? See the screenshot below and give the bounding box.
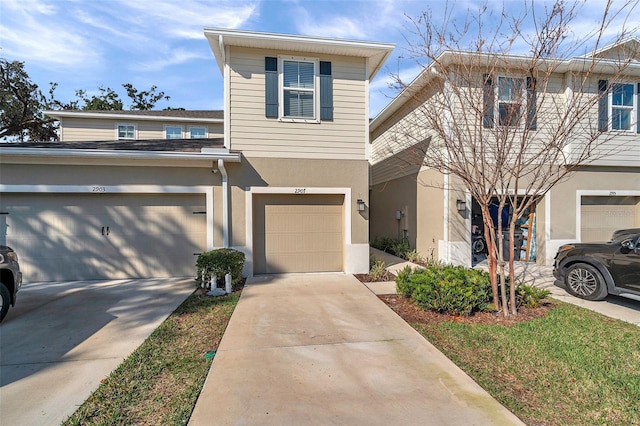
[497,76,525,127]
[611,83,635,131]
[165,126,182,139]
[117,124,135,140]
[281,58,317,120]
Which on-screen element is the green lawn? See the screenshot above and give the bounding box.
[63,291,239,426]
[411,301,640,425]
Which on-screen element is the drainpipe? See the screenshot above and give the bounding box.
[218,159,230,248]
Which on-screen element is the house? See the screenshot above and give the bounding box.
[0,29,394,282]
[369,37,640,267]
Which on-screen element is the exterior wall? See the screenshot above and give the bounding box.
[59,117,223,141]
[224,157,370,274]
[227,46,368,159]
[545,166,640,264]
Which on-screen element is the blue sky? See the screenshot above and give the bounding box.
[2,0,638,117]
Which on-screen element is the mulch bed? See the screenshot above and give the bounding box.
[379,294,554,326]
[354,271,396,282]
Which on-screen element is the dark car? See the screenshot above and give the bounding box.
[553,229,640,301]
[0,245,22,322]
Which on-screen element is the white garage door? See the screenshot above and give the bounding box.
[0,193,206,282]
[581,196,640,242]
[253,194,344,274]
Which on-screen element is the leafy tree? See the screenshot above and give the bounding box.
[0,59,57,141]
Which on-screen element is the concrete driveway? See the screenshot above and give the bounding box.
[189,274,523,425]
[0,278,194,426]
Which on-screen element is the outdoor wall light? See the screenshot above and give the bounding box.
[357,199,366,211]
[456,199,466,212]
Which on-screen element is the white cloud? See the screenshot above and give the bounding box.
[134,48,209,72]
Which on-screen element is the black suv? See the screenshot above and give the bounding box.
[1,245,22,322]
[553,229,640,301]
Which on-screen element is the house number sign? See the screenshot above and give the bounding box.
[294,188,306,194]
[91,186,107,193]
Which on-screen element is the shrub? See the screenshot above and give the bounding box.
[371,236,412,259]
[196,248,245,288]
[514,284,551,308]
[396,264,493,316]
[369,257,388,281]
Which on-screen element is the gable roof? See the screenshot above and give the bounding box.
[204,28,395,80]
[44,109,224,123]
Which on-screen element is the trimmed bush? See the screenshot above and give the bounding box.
[396,264,493,316]
[196,248,245,288]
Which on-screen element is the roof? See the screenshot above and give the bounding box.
[0,137,240,162]
[204,27,395,80]
[44,109,224,123]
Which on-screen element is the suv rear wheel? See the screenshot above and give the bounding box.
[0,282,10,322]
[565,263,608,301]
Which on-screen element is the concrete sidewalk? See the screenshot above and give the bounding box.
[189,274,523,425]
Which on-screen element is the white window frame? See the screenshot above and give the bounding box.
[189,126,207,139]
[164,125,183,139]
[496,76,526,128]
[278,55,320,123]
[116,123,136,140]
[609,82,637,132]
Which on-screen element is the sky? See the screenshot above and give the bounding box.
[2,0,638,117]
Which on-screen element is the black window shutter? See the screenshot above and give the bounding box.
[598,79,608,132]
[526,77,537,130]
[265,57,278,118]
[320,61,333,120]
[483,74,494,128]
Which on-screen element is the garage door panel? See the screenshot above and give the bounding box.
[0,194,206,282]
[581,196,640,242]
[254,194,344,274]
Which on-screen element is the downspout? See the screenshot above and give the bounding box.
[218,159,230,248]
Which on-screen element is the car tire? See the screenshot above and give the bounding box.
[565,263,608,301]
[0,282,10,322]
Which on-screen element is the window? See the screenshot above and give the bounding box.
[282,59,317,119]
[497,77,524,127]
[165,126,182,139]
[117,124,135,139]
[189,127,206,139]
[265,56,333,121]
[611,83,635,131]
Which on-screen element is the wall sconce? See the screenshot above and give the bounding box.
[357,199,366,212]
[456,199,466,212]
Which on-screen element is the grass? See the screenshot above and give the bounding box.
[63,291,239,426]
[410,301,640,425]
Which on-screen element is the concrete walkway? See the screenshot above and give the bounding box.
[0,278,194,426]
[189,274,523,425]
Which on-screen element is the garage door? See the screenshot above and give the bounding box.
[0,193,206,281]
[581,196,640,242]
[253,194,344,274]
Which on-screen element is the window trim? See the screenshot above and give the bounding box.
[189,126,207,139]
[608,82,637,132]
[116,123,137,140]
[496,75,526,128]
[278,55,320,123]
[164,125,184,140]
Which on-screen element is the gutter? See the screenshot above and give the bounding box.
[217,159,230,248]
[0,147,241,162]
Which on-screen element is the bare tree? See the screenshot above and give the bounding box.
[383,0,639,315]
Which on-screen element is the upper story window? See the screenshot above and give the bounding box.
[117,124,136,140]
[265,56,333,122]
[497,77,525,127]
[165,126,183,139]
[189,127,206,139]
[611,83,635,131]
[483,74,537,130]
[598,80,639,133]
[282,59,316,119]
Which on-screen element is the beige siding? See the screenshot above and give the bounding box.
[228,46,367,159]
[59,117,222,141]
